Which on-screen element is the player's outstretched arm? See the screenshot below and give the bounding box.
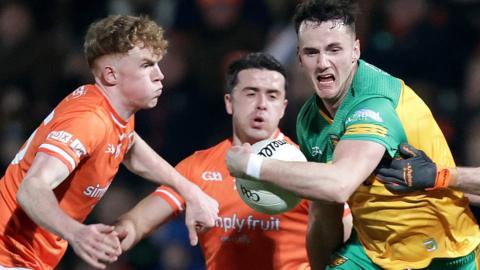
[115,194,174,251]
[122,132,219,245]
[17,152,121,269]
[464,193,480,206]
[227,140,385,203]
[375,143,480,194]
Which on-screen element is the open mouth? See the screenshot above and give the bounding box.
[252,116,265,128]
[316,74,335,84]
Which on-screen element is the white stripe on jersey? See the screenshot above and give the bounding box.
[110,113,126,129]
[156,189,184,211]
[39,143,76,170]
[0,265,31,270]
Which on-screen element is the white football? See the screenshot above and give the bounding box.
[235,139,306,215]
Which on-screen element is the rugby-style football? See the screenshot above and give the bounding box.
[235,139,306,214]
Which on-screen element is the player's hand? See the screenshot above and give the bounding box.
[184,186,219,246]
[114,224,132,251]
[226,143,254,179]
[377,143,451,192]
[68,224,122,269]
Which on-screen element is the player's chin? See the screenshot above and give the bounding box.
[246,129,270,142]
[145,98,159,108]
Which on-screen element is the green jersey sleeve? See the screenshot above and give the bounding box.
[342,97,407,157]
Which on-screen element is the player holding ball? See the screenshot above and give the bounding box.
[115,52,352,270]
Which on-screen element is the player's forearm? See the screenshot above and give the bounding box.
[449,167,480,195]
[116,195,174,250]
[307,201,344,269]
[123,134,169,182]
[464,193,480,207]
[129,156,199,202]
[115,217,141,251]
[124,134,195,195]
[17,178,82,242]
[259,159,356,203]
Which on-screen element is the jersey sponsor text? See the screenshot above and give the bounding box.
[83,183,110,199]
[215,213,280,232]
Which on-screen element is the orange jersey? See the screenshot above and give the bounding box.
[0,85,135,269]
[156,132,311,270]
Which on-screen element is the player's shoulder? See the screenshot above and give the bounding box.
[60,85,108,113]
[297,95,317,119]
[55,85,113,123]
[175,139,230,181]
[353,60,403,103]
[187,139,231,162]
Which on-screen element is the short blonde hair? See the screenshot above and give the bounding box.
[84,15,168,67]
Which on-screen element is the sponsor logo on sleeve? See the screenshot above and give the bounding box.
[47,131,73,144]
[70,139,87,158]
[46,131,87,158]
[345,109,383,124]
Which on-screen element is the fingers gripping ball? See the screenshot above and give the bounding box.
[235,139,306,214]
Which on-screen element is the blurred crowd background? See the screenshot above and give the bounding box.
[1,0,480,269]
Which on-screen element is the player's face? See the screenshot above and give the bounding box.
[225,68,287,145]
[297,20,360,102]
[115,46,165,110]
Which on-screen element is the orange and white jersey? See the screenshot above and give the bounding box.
[156,132,312,270]
[0,85,135,270]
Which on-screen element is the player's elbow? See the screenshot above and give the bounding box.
[331,192,349,204]
[329,184,353,204]
[17,177,48,211]
[308,186,350,203]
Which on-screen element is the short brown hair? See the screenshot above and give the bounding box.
[84,15,168,67]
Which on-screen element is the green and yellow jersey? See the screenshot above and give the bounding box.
[296,60,480,270]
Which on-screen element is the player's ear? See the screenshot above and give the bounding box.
[280,99,288,119]
[352,39,361,63]
[93,55,118,85]
[224,93,233,115]
[101,65,118,85]
[297,46,303,66]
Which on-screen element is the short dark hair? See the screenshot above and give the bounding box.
[225,52,287,93]
[293,0,360,34]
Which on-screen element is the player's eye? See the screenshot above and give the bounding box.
[329,47,342,54]
[245,90,256,96]
[303,49,318,56]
